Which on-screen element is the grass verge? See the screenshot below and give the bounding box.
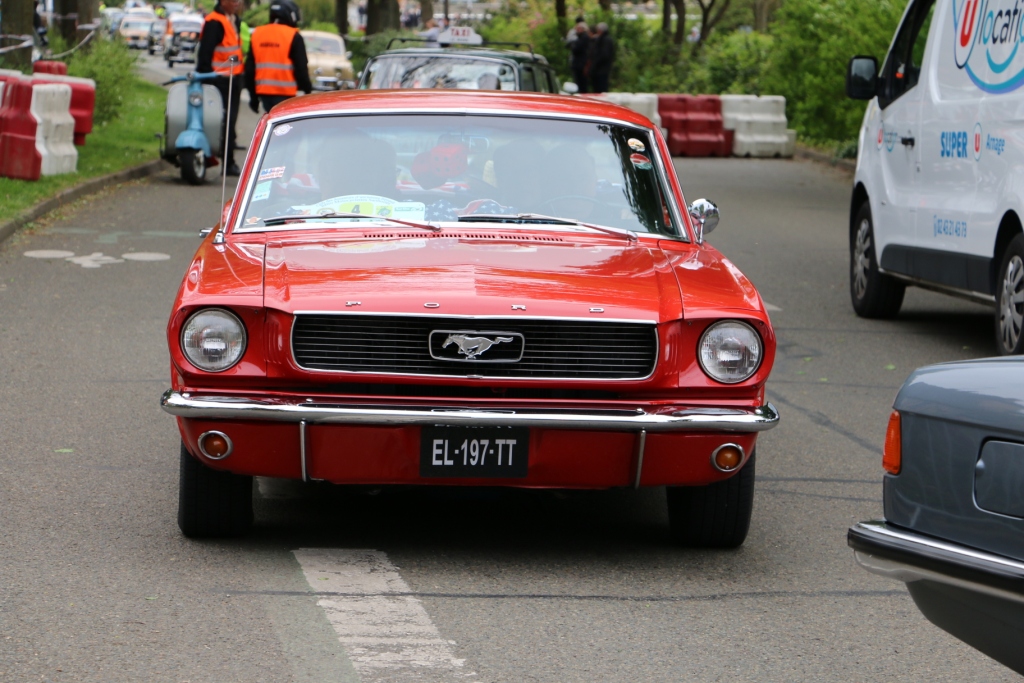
[0,77,164,221]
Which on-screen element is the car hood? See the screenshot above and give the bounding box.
[263,235,681,321]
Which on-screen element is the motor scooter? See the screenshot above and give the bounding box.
[159,71,223,185]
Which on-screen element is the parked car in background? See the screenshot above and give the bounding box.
[147,18,168,54]
[846,0,1024,354]
[101,7,126,38]
[161,90,778,544]
[849,356,1024,676]
[119,16,154,49]
[301,30,355,91]
[164,13,203,66]
[359,27,565,93]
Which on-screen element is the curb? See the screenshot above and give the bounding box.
[794,144,856,173]
[0,159,169,246]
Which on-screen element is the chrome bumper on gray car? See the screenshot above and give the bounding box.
[161,390,779,433]
[849,521,1024,606]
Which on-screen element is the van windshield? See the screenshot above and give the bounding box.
[239,114,678,237]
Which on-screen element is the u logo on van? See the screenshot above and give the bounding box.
[953,0,1024,92]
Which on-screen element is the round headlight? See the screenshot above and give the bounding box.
[188,92,203,107]
[181,308,247,372]
[697,320,762,384]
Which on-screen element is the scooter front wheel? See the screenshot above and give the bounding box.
[180,149,206,185]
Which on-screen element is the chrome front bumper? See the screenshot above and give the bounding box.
[849,521,1024,606]
[161,390,779,433]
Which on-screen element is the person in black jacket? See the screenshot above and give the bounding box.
[244,0,313,114]
[589,22,614,94]
[567,20,589,94]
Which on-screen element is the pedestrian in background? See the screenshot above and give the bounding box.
[589,22,614,94]
[245,0,312,114]
[419,18,440,46]
[197,0,244,175]
[567,19,589,94]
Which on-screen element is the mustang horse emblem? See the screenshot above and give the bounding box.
[442,334,515,360]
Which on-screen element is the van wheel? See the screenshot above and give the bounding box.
[178,442,253,538]
[666,451,756,548]
[850,202,905,318]
[996,234,1024,355]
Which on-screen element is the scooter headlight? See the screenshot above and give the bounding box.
[188,92,202,107]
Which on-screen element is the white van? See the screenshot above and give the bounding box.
[846,0,1024,354]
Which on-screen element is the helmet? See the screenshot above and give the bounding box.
[269,0,300,26]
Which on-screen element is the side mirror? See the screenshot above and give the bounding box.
[688,198,719,244]
[561,82,579,95]
[346,50,353,59]
[846,55,878,100]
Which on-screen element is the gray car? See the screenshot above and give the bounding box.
[848,357,1024,675]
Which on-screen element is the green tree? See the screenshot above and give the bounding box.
[762,0,905,143]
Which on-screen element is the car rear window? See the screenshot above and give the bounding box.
[364,55,518,90]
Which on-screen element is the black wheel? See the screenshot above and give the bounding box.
[178,442,253,538]
[179,148,206,185]
[167,59,175,68]
[850,201,905,318]
[995,233,1024,355]
[666,450,756,548]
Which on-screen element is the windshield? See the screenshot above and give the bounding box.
[123,21,151,30]
[305,35,344,55]
[364,55,517,90]
[239,114,678,237]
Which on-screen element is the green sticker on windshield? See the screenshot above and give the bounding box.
[252,181,272,202]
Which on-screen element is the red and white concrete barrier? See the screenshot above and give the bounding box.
[0,77,79,180]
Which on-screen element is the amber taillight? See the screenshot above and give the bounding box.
[883,410,901,475]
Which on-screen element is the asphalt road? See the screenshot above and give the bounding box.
[0,74,1016,681]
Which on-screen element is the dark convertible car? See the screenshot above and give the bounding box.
[849,357,1024,675]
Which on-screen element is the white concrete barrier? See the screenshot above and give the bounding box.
[595,92,663,130]
[721,94,796,158]
[30,83,78,175]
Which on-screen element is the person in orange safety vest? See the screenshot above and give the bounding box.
[244,0,312,115]
[197,0,245,175]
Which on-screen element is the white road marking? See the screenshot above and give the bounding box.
[24,250,75,258]
[764,302,782,312]
[293,548,477,681]
[66,253,124,269]
[23,250,171,267]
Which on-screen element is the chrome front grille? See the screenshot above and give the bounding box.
[291,314,658,379]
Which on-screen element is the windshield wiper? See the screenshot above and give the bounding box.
[458,213,638,242]
[262,211,441,232]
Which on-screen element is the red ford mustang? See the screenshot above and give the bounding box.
[161,90,778,546]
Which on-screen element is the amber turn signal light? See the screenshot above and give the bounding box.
[883,411,901,475]
[198,431,233,460]
[712,444,744,472]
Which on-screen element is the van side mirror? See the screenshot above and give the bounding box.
[561,82,579,95]
[846,56,878,100]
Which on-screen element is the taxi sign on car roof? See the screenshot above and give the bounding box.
[436,26,483,45]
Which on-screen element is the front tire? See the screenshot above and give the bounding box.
[178,442,253,538]
[850,202,905,318]
[666,451,756,548]
[179,148,206,185]
[995,234,1024,355]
